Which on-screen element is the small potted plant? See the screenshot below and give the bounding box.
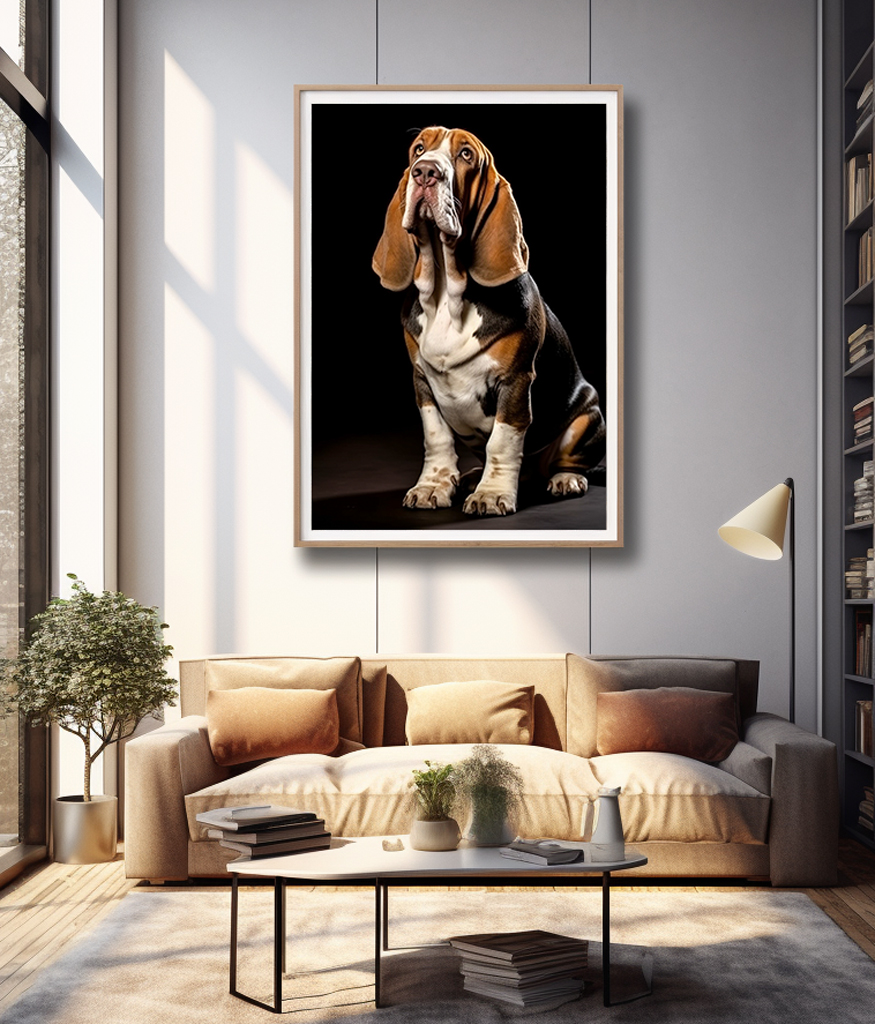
[1,574,176,863]
[452,744,524,846]
[409,760,461,851]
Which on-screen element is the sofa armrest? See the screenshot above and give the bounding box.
[743,713,839,887]
[716,741,772,796]
[124,716,227,881]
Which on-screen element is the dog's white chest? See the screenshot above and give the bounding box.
[417,298,483,372]
[416,298,495,435]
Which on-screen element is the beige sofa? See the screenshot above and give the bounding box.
[123,654,840,886]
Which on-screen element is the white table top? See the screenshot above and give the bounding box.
[228,836,648,880]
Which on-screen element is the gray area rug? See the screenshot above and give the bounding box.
[4,887,872,1023]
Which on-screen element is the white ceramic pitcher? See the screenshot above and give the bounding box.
[581,786,625,862]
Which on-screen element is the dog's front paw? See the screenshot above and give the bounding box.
[463,488,517,516]
[403,479,456,509]
[547,472,589,498]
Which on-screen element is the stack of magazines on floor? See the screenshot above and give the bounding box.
[448,930,589,1007]
[195,804,331,859]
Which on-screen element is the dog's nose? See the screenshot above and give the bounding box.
[412,160,443,187]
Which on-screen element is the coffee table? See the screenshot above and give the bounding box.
[228,836,650,1013]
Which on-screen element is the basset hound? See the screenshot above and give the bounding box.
[372,126,605,516]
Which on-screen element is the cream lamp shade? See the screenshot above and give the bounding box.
[718,481,791,561]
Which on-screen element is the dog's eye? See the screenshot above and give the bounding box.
[413,143,425,156]
[459,147,473,161]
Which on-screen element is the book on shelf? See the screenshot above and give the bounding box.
[205,819,327,844]
[219,831,332,858]
[860,227,874,289]
[846,549,874,599]
[498,840,583,865]
[860,785,874,833]
[195,804,319,831]
[857,79,874,129]
[847,154,873,223]
[849,324,874,364]
[856,699,873,758]
[855,609,872,676]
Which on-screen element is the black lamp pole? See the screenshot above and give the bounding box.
[784,477,795,724]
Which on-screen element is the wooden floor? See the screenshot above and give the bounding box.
[0,838,873,1015]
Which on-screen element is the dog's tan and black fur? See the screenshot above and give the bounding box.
[373,126,605,516]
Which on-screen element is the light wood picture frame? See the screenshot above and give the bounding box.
[295,85,623,547]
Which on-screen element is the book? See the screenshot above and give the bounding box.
[219,832,332,857]
[448,930,588,961]
[498,840,583,865]
[856,700,873,757]
[195,805,319,831]
[462,979,583,1006]
[205,819,326,844]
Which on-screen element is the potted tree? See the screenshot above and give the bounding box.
[409,760,461,851]
[1,574,176,863]
[452,745,524,846]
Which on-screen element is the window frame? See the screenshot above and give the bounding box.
[0,0,50,886]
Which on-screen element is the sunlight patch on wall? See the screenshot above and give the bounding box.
[164,283,216,687]
[164,52,215,292]
[234,141,294,388]
[234,370,294,650]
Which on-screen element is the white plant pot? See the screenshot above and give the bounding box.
[409,817,461,851]
[52,795,118,864]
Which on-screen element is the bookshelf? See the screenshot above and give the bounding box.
[842,1,875,848]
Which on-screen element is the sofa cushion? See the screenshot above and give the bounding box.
[596,687,738,762]
[590,751,770,843]
[203,657,363,745]
[185,743,601,842]
[206,686,340,766]
[405,680,535,745]
[566,655,745,758]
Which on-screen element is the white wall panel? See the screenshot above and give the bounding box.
[377,0,590,84]
[118,1,379,703]
[378,550,591,654]
[590,0,819,728]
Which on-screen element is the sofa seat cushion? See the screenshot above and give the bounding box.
[185,743,602,842]
[590,751,770,844]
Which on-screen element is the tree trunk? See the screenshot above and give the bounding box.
[83,731,91,802]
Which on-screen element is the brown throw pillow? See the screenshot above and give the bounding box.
[206,686,340,766]
[596,687,738,762]
[405,679,535,745]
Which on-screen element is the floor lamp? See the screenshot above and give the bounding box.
[718,478,795,723]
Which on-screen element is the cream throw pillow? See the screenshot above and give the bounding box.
[405,679,535,745]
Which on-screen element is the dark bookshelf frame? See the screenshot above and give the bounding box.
[840,0,875,851]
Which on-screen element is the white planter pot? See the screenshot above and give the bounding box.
[52,795,118,864]
[409,817,461,851]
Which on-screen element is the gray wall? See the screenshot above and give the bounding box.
[118,1,820,729]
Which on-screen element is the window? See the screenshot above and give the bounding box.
[0,0,49,878]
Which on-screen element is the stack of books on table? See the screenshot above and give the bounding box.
[195,804,331,859]
[447,930,588,1007]
[849,324,875,367]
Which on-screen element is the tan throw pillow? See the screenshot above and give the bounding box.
[206,686,340,766]
[204,657,362,745]
[405,680,535,745]
[596,687,739,762]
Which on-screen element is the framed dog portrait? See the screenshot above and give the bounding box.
[295,85,622,547]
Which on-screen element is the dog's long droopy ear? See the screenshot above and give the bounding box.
[468,165,528,287]
[372,170,417,291]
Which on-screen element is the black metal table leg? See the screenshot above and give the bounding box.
[374,878,383,1007]
[273,878,283,1011]
[229,875,284,1013]
[602,871,611,1007]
